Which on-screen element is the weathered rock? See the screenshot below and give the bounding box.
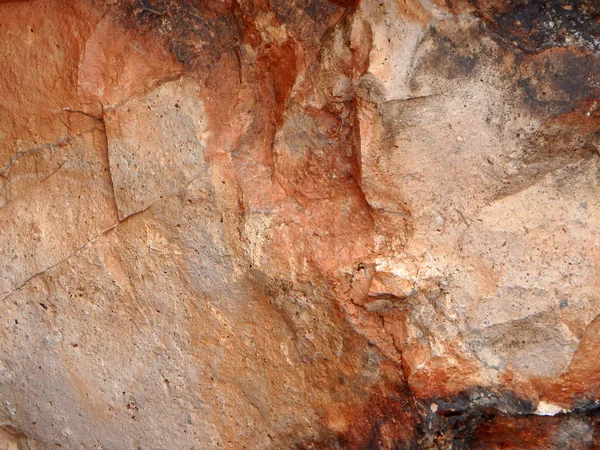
[104,79,208,219]
[1,0,599,448]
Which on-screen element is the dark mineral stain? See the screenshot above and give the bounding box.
[299,387,600,449]
[471,0,600,53]
[139,0,169,13]
[407,24,488,95]
[272,0,340,24]
[418,389,535,449]
[426,29,480,80]
[469,409,600,449]
[120,0,240,71]
[270,0,348,44]
[516,47,600,115]
[116,0,353,81]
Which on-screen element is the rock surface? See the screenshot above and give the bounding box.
[1,0,599,448]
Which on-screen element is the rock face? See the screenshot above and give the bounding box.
[1,0,599,448]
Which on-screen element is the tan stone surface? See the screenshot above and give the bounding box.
[104,79,208,219]
[0,129,118,298]
[1,0,600,448]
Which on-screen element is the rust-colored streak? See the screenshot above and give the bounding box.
[260,39,299,126]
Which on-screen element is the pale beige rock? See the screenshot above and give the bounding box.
[105,79,208,220]
[0,176,379,448]
[0,425,31,450]
[0,129,118,299]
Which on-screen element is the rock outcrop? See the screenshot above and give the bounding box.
[1,0,599,448]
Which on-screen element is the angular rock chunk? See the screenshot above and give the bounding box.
[105,79,208,220]
[0,130,118,298]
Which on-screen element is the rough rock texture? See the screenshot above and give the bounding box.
[1,0,600,448]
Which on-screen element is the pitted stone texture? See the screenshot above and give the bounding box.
[0,129,118,299]
[105,79,208,219]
